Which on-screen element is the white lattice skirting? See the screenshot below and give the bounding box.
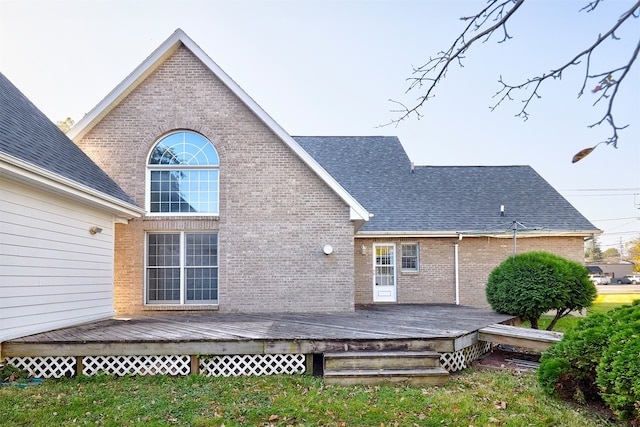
[440,341,492,372]
[200,354,306,377]
[5,354,306,378]
[6,345,486,378]
[5,356,76,379]
[83,355,192,376]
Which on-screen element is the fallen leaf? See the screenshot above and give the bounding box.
[269,415,279,421]
[493,400,507,410]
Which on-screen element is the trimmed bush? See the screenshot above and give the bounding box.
[486,251,596,329]
[596,309,640,421]
[538,300,640,423]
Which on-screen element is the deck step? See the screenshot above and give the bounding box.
[323,350,448,386]
[324,350,442,370]
[323,368,449,386]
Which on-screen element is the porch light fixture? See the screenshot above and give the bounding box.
[360,244,367,255]
[323,244,333,255]
[89,226,103,235]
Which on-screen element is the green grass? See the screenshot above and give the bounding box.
[0,370,620,426]
[520,300,630,332]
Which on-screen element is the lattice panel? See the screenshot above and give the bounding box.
[440,341,491,372]
[465,341,491,363]
[82,355,191,376]
[200,354,306,377]
[5,357,75,379]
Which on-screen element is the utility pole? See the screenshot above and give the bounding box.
[619,237,624,262]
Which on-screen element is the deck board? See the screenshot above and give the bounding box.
[2,304,515,357]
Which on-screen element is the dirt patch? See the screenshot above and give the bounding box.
[472,345,541,371]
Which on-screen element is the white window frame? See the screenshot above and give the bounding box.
[144,231,219,305]
[401,243,420,272]
[145,131,220,217]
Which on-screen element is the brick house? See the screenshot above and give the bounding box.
[61,29,599,316]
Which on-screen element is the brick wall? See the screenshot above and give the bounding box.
[355,236,586,308]
[77,46,355,315]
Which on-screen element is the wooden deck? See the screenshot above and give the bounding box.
[2,304,515,358]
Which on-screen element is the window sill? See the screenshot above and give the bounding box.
[401,270,420,275]
[144,215,220,221]
[143,304,220,312]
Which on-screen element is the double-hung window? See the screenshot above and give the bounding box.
[147,131,219,215]
[401,243,419,272]
[146,232,218,304]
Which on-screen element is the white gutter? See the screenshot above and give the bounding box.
[0,153,144,219]
[355,229,600,239]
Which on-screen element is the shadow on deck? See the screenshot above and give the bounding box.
[1,304,516,383]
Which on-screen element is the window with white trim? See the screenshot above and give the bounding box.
[147,131,219,215]
[401,243,419,272]
[146,232,218,305]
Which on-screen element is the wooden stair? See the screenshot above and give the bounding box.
[323,350,449,386]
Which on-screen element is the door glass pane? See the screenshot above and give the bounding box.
[375,245,395,287]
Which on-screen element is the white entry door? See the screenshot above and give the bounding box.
[373,243,396,302]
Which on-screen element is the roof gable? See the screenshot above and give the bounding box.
[67,29,370,224]
[295,136,599,236]
[0,72,140,213]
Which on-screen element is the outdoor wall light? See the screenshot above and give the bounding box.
[360,244,367,255]
[323,244,333,255]
[89,226,103,235]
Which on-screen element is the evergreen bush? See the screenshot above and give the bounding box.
[485,251,596,329]
[538,300,640,423]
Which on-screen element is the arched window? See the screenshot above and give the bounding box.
[147,131,219,215]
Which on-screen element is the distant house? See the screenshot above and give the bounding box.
[588,263,634,279]
[1,29,600,332]
[0,73,144,342]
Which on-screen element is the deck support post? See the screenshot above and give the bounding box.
[304,354,314,375]
[190,355,200,375]
[75,356,83,377]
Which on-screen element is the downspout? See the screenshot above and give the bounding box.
[453,236,460,305]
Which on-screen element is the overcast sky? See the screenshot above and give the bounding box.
[1,0,639,252]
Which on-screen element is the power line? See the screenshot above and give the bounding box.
[560,188,640,192]
[590,216,640,221]
[563,193,638,198]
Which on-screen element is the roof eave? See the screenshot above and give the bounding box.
[67,29,370,224]
[0,153,144,219]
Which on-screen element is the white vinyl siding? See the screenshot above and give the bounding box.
[0,177,116,342]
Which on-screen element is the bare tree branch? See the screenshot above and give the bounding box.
[389,0,525,124]
[387,0,640,154]
[490,1,640,148]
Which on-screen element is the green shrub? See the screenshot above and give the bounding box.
[537,357,573,397]
[486,251,596,329]
[538,300,640,423]
[596,313,640,421]
[538,312,611,402]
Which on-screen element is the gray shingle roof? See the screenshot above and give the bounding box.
[294,136,599,234]
[0,72,137,206]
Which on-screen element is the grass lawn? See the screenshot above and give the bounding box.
[3,297,635,426]
[521,296,638,332]
[0,370,621,426]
